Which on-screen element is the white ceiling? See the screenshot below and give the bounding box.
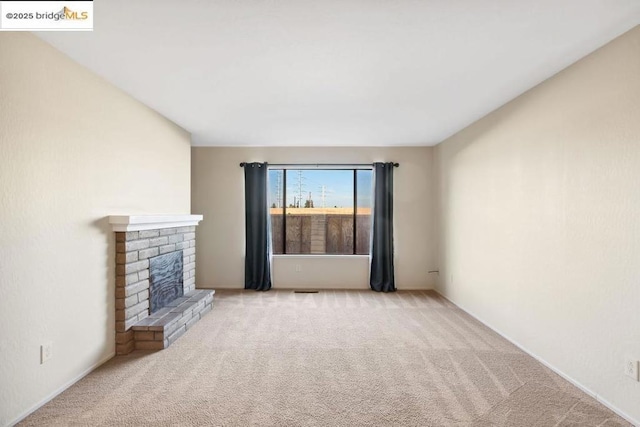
[38,1,640,147]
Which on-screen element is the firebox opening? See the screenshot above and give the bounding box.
[149,251,184,313]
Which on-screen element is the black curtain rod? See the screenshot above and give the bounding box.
[239,162,399,167]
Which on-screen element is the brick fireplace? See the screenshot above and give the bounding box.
[109,215,214,355]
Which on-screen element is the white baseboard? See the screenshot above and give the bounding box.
[8,351,115,427]
[434,291,639,427]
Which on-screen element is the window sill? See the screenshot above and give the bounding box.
[272,254,370,259]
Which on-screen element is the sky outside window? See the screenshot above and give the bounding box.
[268,169,371,209]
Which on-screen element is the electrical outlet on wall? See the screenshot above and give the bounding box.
[624,357,639,381]
[41,342,53,364]
[295,264,302,272]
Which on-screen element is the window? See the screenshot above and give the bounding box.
[269,168,372,255]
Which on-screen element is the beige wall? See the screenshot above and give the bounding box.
[0,34,191,426]
[192,147,435,290]
[434,26,640,424]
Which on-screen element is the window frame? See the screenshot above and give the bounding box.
[268,166,372,256]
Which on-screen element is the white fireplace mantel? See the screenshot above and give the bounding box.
[108,214,203,232]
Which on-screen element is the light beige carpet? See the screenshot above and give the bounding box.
[21,290,629,426]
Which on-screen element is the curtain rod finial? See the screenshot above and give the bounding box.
[239,162,246,167]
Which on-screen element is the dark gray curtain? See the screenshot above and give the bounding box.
[244,162,272,291]
[370,162,395,292]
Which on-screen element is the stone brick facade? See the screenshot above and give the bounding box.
[114,226,201,355]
